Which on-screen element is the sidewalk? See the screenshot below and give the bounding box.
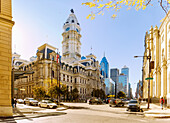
[142,103,170,118]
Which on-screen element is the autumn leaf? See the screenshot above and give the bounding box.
[86,14,91,19]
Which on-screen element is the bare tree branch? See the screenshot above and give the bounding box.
[146,0,152,6]
[160,0,168,15]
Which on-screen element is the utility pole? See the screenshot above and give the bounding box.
[134,49,153,109]
[147,49,151,109]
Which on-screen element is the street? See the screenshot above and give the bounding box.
[1,103,170,123]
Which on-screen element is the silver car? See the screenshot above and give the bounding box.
[127,100,141,112]
[38,100,57,109]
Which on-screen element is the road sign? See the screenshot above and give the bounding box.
[14,88,18,90]
[145,78,153,80]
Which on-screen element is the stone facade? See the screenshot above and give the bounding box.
[142,11,170,103]
[0,0,14,116]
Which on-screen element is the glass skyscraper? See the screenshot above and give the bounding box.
[121,66,129,95]
[100,56,109,78]
[110,68,119,95]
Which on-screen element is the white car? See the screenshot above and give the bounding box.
[17,99,24,104]
[38,100,57,109]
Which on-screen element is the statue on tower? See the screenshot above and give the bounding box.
[70,9,74,13]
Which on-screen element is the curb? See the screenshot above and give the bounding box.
[144,114,170,118]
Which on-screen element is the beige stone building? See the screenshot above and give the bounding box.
[14,10,105,100]
[0,0,14,116]
[142,11,170,105]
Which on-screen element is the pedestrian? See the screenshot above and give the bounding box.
[14,98,17,108]
[160,97,165,110]
[12,98,15,108]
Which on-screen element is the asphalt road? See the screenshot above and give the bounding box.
[2,103,170,123]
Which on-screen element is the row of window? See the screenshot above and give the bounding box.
[62,74,87,84]
[80,88,86,94]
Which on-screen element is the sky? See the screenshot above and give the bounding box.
[12,0,165,96]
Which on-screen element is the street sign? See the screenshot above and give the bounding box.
[14,88,18,90]
[145,78,153,80]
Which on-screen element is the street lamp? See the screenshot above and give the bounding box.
[134,49,151,109]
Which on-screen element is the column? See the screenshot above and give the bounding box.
[0,0,14,116]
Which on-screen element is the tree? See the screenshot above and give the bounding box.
[82,0,170,20]
[33,86,46,100]
[60,84,69,101]
[117,91,126,98]
[71,88,79,101]
[48,84,61,99]
[91,89,106,99]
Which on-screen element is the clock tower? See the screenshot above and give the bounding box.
[62,9,82,63]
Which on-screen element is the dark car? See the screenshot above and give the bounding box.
[109,99,124,107]
[127,100,141,112]
[89,97,103,105]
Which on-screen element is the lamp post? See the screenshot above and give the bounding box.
[134,49,151,109]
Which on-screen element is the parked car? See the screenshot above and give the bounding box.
[122,99,130,104]
[29,99,38,106]
[127,100,141,112]
[109,99,124,107]
[89,97,103,105]
[24,97,34,105]
[38,100,57,109]
[24,97,38,106]
[17,99,24,104]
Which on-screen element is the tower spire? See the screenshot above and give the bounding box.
[104,51,105,57]
[70,9,74,13]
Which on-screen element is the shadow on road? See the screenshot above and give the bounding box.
[0,107,67,122]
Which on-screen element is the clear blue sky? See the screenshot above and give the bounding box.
[12,0,165,96]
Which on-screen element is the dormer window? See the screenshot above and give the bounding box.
[77,23,80,25]
[66,27,70,31]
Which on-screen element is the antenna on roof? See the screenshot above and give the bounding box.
[46,35,48,44]
[91,46,93,54]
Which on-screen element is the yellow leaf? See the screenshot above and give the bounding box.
[97,4,105,8]
[168,0,170,4]
[132,0,136,6]
[142,5,146,10]
[160,17,165,22]
[111,14,117,18]
[86,14,91,19]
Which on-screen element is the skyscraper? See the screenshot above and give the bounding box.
[100,55,109,78]
[121,66,129,95]
[110,68,119,95]
[118,73,127,94]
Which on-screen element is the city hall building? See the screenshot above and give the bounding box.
[13,10,105,100]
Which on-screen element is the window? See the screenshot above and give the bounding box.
[67,75,69,82]
[80,88,82,93]
[76,28,79,32]
[71,76,72,83]
[66,27,70,31]
[85,89,86,94]
[70,86,72,92]
[72,20,74,23]
[63,74,65,81]
[75,78,76,83]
